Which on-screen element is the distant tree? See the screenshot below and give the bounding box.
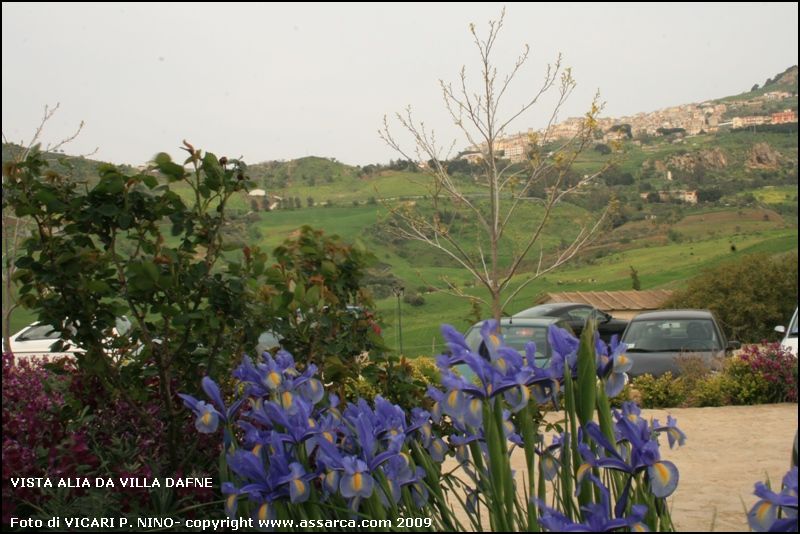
[380,9,610,321]
[250,198,260,211]
[751,83,760,92]
[367,196,377,205]
[697,188,722,203]
[307,196,314,207]
[646,191,661,203]
[294,196,301,209]
[629,266,641,291]
[664,253,797,342]
[594,143,612,155]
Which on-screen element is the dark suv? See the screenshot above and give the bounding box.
[620,309,740,377]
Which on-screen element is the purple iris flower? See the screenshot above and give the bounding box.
[536,474,650,532]
[582,419,680,500]
[178,376,245,433]
[595,334,631,397]
[339,456,374,499]
[653,415,687,449]
[276,462,313,504]
[547,325,580,376]
[748,467,798,532]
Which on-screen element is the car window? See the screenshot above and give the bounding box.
[17,324,61,341]
[789,309,798,337]
[567,307,592,322]
[623,319,722,351]
[500,325,550,357]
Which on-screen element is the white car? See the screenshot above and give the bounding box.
[775,307,798,357]
[6,322,79,360]
[6,317,133,361]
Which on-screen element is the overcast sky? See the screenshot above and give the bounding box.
[2,2,797,166]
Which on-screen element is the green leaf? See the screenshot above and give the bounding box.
[154,152,186,181]
[305,284,320,305]
[576,319,597,428]
[142,174,158,188]
[97,203,119,217]
[202,153,223,191]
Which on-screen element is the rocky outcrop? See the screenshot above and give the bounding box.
[666,148,728,172]
[746,142,782,169]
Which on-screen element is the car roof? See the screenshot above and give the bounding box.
[469,317,564,329]
[514,303,588,315]
[630,309,715,321]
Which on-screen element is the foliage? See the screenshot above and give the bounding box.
[725,343,798,404]
[181,320,683,531]
[1,354,217,523]
[664,252,798,342]
[631,372,687,408]
[4,142,272,471]
[261,226,386,398]
[631,344,797,408]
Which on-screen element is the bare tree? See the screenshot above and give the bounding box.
[2,103,95,350]
[380,9,612,322]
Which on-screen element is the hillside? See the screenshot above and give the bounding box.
[3,67,798,354]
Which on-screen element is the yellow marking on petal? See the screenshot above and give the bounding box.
[226,494,236,511]
[268,371,282,387]
[307,418,316,428]
[281,391,294,408]
[434,440,444,455]
[490,334,500,347]
[653,462,671,483]
[487,383,493,395]
[632,523,647,532]
[619,354,629,365]
[469,399,481,416]
[628,413,638,422]
[495,358,507,372]
[390,429,399,436]
[293,479,306,495]
[201,411,212,426]
[756,501,773,521]
[352,473,363,492]
[447,390,459,409]
[257,503,268,521]
[252,444,262,457]
[323,431,334,443]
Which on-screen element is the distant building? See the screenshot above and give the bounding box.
[771,109,797,124]
[639,190,698,204]
[458,151,483,164]
[248,189,267,197]
[763,91,791,101]
[535,290,674,320]
[732,115,770,128]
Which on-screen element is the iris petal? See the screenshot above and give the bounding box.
[648,461,679,498]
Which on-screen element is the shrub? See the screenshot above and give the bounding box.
[664,253,798,342]
[692,374,728,407]
[631,372,687,408]
[2,354,217,523]
[730,343,798,403]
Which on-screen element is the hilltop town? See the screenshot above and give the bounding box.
[465,66,798,164]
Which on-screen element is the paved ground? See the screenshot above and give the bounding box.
[443,403,797,532]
